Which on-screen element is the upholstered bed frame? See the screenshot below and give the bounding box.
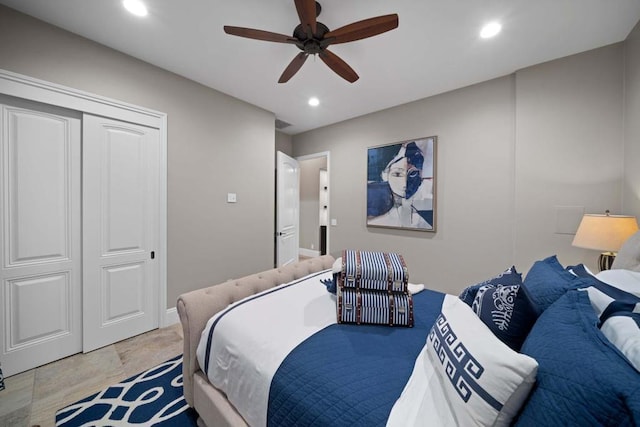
[176,231,640,427]
[176,255,335,427]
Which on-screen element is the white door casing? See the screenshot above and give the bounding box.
[82,114,160,352]
[0,97,82,377]
[276,151,300,267]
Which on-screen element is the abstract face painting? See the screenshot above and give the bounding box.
[367,137,436,231]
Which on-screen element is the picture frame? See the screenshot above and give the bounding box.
[366,136,437,231]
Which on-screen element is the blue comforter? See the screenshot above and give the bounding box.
[267,289,445,427]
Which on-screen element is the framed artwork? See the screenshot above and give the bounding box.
[366,136,437,231]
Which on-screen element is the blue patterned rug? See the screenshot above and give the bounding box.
[55,355,198,426]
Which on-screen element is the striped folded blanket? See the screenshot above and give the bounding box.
[340,250,408,292]
[337,287,414,327]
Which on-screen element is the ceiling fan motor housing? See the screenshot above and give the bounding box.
[293,22,330,54]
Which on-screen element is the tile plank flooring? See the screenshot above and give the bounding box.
[0,323,183,427]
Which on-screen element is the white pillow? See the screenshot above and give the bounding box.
[583,268,640,372]
[595,269,640,297]
[611,231,640,272]
[600,315,640,372]
[579,285,640,372]
[387,295,538,427]
[332,256,342,274]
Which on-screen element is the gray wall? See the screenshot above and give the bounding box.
[625,21,640,217]
[293,77,516,292]
[293,43,631,294]
[275,131,293,156]
[514,45,624,269]
[0,5,276,308]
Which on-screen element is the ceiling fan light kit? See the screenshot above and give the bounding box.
[223,0,399,83]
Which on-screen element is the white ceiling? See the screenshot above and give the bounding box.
[2,0,640,135]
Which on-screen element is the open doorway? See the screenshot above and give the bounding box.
[297,152,330,259]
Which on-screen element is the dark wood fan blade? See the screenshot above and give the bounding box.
[294,0,317,36]
[224,26,297,44]
[279,53,309,83]
[319,49,359,83]
[323,14,398,45]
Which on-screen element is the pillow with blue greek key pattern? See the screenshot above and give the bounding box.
[387,295,538,427]
[522,255,591,313]
[472,284,538,351]
[459,266,522,306]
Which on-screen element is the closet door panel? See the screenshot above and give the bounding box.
[102,261,145,323]
[6,109,70,264]
[0,99,82,377]
[83,114,159,352]
[102,127,145,254]
[7,272,71,346]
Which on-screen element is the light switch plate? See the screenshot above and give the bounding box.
[227,193,237,203]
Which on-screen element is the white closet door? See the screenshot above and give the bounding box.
[82,114,160,352]
[0,98,82,376]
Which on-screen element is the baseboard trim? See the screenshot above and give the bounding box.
[299,248,320,258]
[164,307,179,327]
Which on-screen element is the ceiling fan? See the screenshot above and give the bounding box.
[223,0,399,83]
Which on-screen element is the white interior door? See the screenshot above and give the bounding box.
[276,151,300,267]
[82,114,160,352]
[0,97,82,377]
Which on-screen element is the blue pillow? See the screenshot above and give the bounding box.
[515,291,640,426]
[565,263,595,279]
[459,266,522,306]
[471,284,538,351]
[522,255,591,313]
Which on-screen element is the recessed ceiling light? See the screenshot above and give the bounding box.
[480,22,501,39]
[308,97,320,107]
[123,0,148,17]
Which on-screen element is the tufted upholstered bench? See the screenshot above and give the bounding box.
[176,255,335,427]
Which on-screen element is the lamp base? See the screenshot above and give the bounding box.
[598,252,616,271]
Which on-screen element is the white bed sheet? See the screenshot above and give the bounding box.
[195,270,335,427]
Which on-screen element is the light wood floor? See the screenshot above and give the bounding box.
[0,323,183,427]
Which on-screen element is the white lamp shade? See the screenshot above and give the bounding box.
[572,214,639,252]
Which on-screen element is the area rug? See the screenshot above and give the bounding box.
[55,355,198,426]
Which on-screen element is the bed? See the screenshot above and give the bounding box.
[177,233,640,427]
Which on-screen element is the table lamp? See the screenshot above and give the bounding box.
[572,210,639,270]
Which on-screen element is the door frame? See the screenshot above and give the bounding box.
[296,151,331,257]
[0,69,170,327]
